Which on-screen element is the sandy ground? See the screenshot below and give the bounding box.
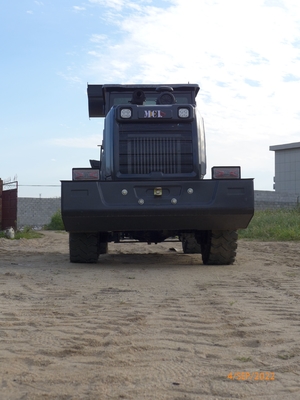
[0,231,300,400]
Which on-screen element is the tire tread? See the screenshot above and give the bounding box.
[69,233,99,263]
[202,230,237,265]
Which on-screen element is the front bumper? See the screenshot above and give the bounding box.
[61,179,254,232]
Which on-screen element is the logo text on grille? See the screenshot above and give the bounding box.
[144,110,166,118]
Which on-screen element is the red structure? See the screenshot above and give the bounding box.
[0,179,18,230]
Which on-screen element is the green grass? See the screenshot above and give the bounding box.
[235,356,252,362]
[239,208,300,241]
[16,227,44,239]
[277,353,295,360]
[0,226,43,239]
[44,210,65,230]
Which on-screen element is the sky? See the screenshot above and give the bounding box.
[1,0,300,197]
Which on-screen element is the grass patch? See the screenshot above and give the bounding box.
[16,227,44,239]
[0,226,43,240]
[277,353,295,360]
[44,210,65,230]
[239,208,300,241]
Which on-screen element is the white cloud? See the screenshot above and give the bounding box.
[88,0,146,12]
[91,2,300,114]
[90,34,108,43]
[57,71,82,84]
[66,0,300,189]
[73,6,86,12]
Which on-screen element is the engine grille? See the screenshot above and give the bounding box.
[119,130,193,175]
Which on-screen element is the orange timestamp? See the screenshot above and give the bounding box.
[227,371,275,381]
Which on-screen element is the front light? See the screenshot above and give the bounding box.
[120,108,132,119]
[178,108,189,118]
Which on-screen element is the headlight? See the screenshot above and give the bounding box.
[178,108,189,118]
[120,108,132,118]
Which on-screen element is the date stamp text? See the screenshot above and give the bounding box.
[227,372,275,381]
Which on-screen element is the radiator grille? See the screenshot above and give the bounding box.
[119,133,193,175]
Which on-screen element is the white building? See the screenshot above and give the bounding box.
[270,142,300,193]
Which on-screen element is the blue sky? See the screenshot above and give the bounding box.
[1,0,300,197]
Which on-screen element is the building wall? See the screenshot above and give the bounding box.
[270,142,300,193]
[16,191,300,229]
[17,198,61,228]
[254,190,300,210]
[274,148,300,193]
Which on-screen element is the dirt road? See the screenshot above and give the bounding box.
[0,231,300,399]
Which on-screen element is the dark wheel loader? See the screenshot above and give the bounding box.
[61,84,254,264]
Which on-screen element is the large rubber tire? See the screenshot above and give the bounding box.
[98,233,108,255]
[182,233,202,254]
[201,230,238,265]
[69,232,99,263]
[98,241,108,255]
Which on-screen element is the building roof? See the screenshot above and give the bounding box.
[270,142,300,151]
